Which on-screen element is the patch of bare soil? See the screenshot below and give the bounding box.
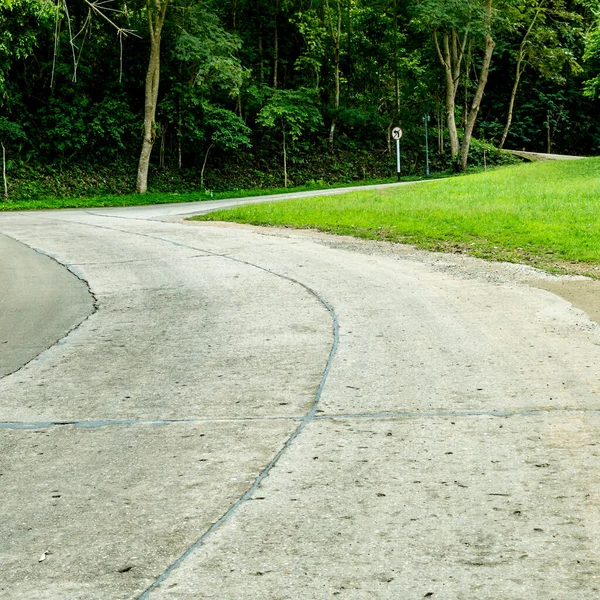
[533,279,600,326]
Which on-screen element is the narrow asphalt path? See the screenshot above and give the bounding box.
[1,192,600,599]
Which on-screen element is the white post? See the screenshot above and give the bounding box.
[396,138,401,181]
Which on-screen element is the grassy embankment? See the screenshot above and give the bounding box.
[193,158,600,277]
[0,176,418,211]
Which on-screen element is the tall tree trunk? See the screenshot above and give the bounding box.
[499,5,542,149]
[1,142,7,199]
[392,0,400,120]
[273,0,280,88]
[325,0,342,150]
[256,36,263,83]
[159,122,167,169]
[200,143,213,189]
[282,127,288,188]
[498,58,523,150]
[437,109,444,154]
[136,0,169,194]
[177,92,182,169]
[460,0,495,170]
[434,28,468,159]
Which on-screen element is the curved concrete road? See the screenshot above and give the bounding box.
[1,194,600,599]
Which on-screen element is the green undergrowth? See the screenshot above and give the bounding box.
[0,141,519,206]
[193,158,600,277]
[0,176,430,211]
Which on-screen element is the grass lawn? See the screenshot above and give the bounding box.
[193,158,600,277]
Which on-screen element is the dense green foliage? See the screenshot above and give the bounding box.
[195,157,600,276]
[0,0,598,199]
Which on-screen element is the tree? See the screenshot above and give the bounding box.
[257,88,322,187]
[584,1,600,98]
[160,2,247,169]
[0,0,54,197]
[323,0,343,149]
[415,0,496,170]
[498,0,582,149]
[136,0,170,193]
[199,104,251,188]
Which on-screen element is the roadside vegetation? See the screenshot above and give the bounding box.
[193,158,600,277]
[1,1,599,200]
[0,173,432,211]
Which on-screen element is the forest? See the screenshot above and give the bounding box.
[1,0,600,198]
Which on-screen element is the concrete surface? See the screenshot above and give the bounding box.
[1,199,600,599]
[504,150,587,161]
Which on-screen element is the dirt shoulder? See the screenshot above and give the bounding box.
[533,279,600,326]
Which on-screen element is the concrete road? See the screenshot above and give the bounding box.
[504,150,587,161]
[1,195,600,599]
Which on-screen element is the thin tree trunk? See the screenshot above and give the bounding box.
[498,61,522,150]
[393,0,400,120]
[259,35,264,84]
[282,127,288,188]
[464,39,472,131]
[178,105,182,169]
[1,142,7,199]
[329,117,337,151]
[178,62,182,169]
[200,143,213,189]
[325,0,342,151]
[273,0,280,88]
[434,28,467,158]
[499,5,542,149]
[136,0,169,194]
[159,122,167,169]
[346,0,352,95]
[460,0,495,170]
[437,109,443,154]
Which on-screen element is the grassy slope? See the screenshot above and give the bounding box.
[194,158,600,276]
[0,177,412,211]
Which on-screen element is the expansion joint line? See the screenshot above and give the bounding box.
[4,408,600,431]
[26,214,340,598]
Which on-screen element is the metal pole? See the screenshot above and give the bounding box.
[424,114,430,178]
[396,138,401,181]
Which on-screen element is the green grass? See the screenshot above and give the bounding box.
[0,175,424,211]
[193,158,600,276]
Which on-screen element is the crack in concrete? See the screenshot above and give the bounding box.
[69,254,212,266]
[4,408,600,432]
[11,213,340,598]
[315,408,600,420]
[0,416,304,430]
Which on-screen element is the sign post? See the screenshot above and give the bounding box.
[391,127,403,181]
[423,114,430,178]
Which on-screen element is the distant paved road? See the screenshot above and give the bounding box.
[1,194,600,599]
[505,149,587,161]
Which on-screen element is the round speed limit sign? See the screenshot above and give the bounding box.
[391,127,403,140]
